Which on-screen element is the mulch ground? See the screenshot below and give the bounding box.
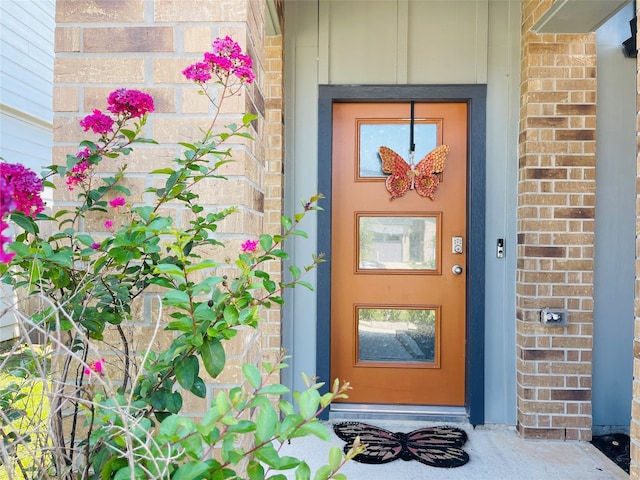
[590,433,630,473]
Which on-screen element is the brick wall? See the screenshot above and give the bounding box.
[517,1,597,441]
[53,0,274,416]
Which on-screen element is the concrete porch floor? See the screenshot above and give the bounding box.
[279,420,629,479]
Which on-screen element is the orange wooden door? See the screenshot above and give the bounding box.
[330,102,467,406]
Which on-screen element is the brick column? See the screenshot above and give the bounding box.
[262,35,285,363]
[54,0,268,416]
[517,1,597,441]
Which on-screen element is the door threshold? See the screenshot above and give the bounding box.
[329,403,468,423]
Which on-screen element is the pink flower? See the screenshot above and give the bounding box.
[91,242,101,250]
[107,89,154,119]
[241,239,258,253]
[66,160,91,191]
[183,36,255,85]
[109,197,126,208]
[0,219,15,264]
[212,36,242,58]
[84,358,105,376]
[0,162,44,218]
[182,62,212,83]
[104,220,114,230]
[76,147,92,159]
[80,109,114,135]
[204,51,233,72]
[0,177,16,264]
[234,65,255,83]
[0,176,16,218]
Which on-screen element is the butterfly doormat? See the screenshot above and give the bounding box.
[333,422,469,468]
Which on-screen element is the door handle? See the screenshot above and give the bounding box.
[452,265,463,275]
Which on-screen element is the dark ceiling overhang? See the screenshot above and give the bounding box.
[531,0,631,33]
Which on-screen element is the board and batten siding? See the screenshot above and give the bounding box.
[283,0,520,424]
[0,0,55,342]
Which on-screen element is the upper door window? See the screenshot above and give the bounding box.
[358,121,439,178]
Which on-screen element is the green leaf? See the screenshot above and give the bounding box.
[258,384,289,395]
[312,465,332,480]
[10,212,38,234]
[113,466,146,480]
[259,234,273,251]
[297,281,314,291]
[151,167,177,175]
[185,259,218,273]
[243,363,262,390]
[155,263,184,275]
[75,234,96,247]
[201,336,225,378]
[295,462,311,480]
[112,185,131,195]
[255,403,278,443]
[262,280,277,293]
[299,421,330,441]
[99,455,128,480]
[247,461,265,480]
[227,420,256,433]
[166,317,196,332]
[163,289,191,306]
[165,392,182,413]
[223,304,239,324]
[289,265,301,279]
[46,251,73,268]
[175,355,199,391]
[215,390,231,414]
[270,249,289,259]
[277,456,300,470]
[150,391,167,411]
[255,443,281,468]
[172,461,211,480]
[120,129,136,142]
[298,388,321,419]
[281,215,293,230]
[243,113,259,124]
[279,413,304,438]
[328,446,342,471]
[132,137,158,144]
[191,377,206,398]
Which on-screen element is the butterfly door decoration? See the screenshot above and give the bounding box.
[379,144,450,200]
[333,422,469,468]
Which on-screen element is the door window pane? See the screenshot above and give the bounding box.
[358,215,438,270]
[359,122,438,177]
[357,307,437,363]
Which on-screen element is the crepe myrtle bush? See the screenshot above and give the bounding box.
[0,36,362,480]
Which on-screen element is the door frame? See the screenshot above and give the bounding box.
[316,85,487,425]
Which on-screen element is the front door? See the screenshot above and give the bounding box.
[330,102,467,406]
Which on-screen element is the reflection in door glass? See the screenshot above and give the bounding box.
[359,216,437,270]
[359,123,438,177]
[358,308,436,363]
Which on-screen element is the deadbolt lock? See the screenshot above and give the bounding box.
[452,236,463,254]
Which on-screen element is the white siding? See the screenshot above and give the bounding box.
[0,0,55,122]
[0,0,55,342]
